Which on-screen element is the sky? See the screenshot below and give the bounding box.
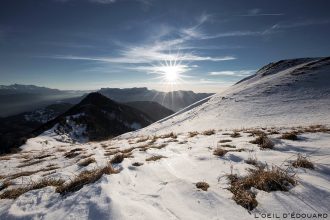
[0,0,330,92]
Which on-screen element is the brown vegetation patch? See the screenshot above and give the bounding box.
[250,134,274,149]
[301,125,330,133]
[221,144,236,148]
[78,157,96,167]
[0,180,13,192]
[17,159,46,168]
[150,144,167,149]
[104,149,120,156]
[0,156,11,161]
[228,166,296,210]
[188,131,199,137]
[56,163,118,195]
[230,131,241,138]
[121,147,135,154]
[0,178,65,200]
[132,162,143,167]
[110,153,125,164]
[281,132,298,140]
[36,154,52,160]
[146,155,167,161]
[202,129,215,136]
[213,148,228,157]
[219,139,232,143]
[9,166,60,180]
[196,181,209,191]
[160,132,177,139]
[136,136,150,143]
[292,154,314,169]
[64,148,83,158]
[222,132,232,135]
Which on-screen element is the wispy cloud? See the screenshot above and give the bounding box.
[240,8,284,17]
[271,19,330,29]
[209,70,255,77]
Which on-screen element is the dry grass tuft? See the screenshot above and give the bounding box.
[121,147,135,154]
[150,143,167,150]
[146,155,167,161]
[0,180,13,192]
[196,182,209,191]
[149,136,158,144]
[136,136,150,143]
[250,134,274,149]
[64,148,83,158]
[78,157,96,167]
[221,144,236,148]
[222,132,232,135]
[56,148,67,152]
[160,132,177,139]
[202,129,215,136]
[9,170,40,180]
[56,163,118,195]
[104,149,120,156]
[213,148,228,157]
[281,132,298,140]
[110,153,125,164]
[228,166,296,210]
[247,129,266,137]
[188,131,199,137]
[219,139,232,143]
[300,125,330,133]
[0,178,65,199]
[36,154,52,160]
[137,144,151,152]
[0,156,11,161]
[17,159,46,168]
[292,154,314,169]
[132,162,143,167]
[230,131,241,138]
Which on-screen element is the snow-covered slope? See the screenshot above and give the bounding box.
[127,57,330,136]
[0,57,330,220]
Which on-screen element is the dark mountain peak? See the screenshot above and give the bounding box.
[78,92,116,107]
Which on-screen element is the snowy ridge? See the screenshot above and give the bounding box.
[126,57,330,136]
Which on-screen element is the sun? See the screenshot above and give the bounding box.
[154,54,187,84]
[162,65,180,82]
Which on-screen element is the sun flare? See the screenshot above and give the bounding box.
[154,53,188,84]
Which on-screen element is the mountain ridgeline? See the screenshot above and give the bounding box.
[98,88,213,112]
[31,93,152,141]
[0,94,175,153]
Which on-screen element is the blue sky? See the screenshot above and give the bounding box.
[0,0,330,92]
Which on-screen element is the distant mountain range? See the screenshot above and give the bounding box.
[0,85,212,117]
[0,84,87,117]
[98,87,213,112]
[0,93,174,153]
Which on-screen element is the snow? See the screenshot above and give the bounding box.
[1,129,329,219]
[125,57,330,136]
[0,57,330,219]
[24,109,57,123]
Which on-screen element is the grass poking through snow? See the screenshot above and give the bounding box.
[202,129,215,136]
[213,148,228,157]
[292,154,314,169]
[281,132,298,140]
[228,166,296,210]
[250,134,274,149]
[146,155,167,161]
[196,182,209,191]
[78,157,96,167]
[56,163,118,195]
